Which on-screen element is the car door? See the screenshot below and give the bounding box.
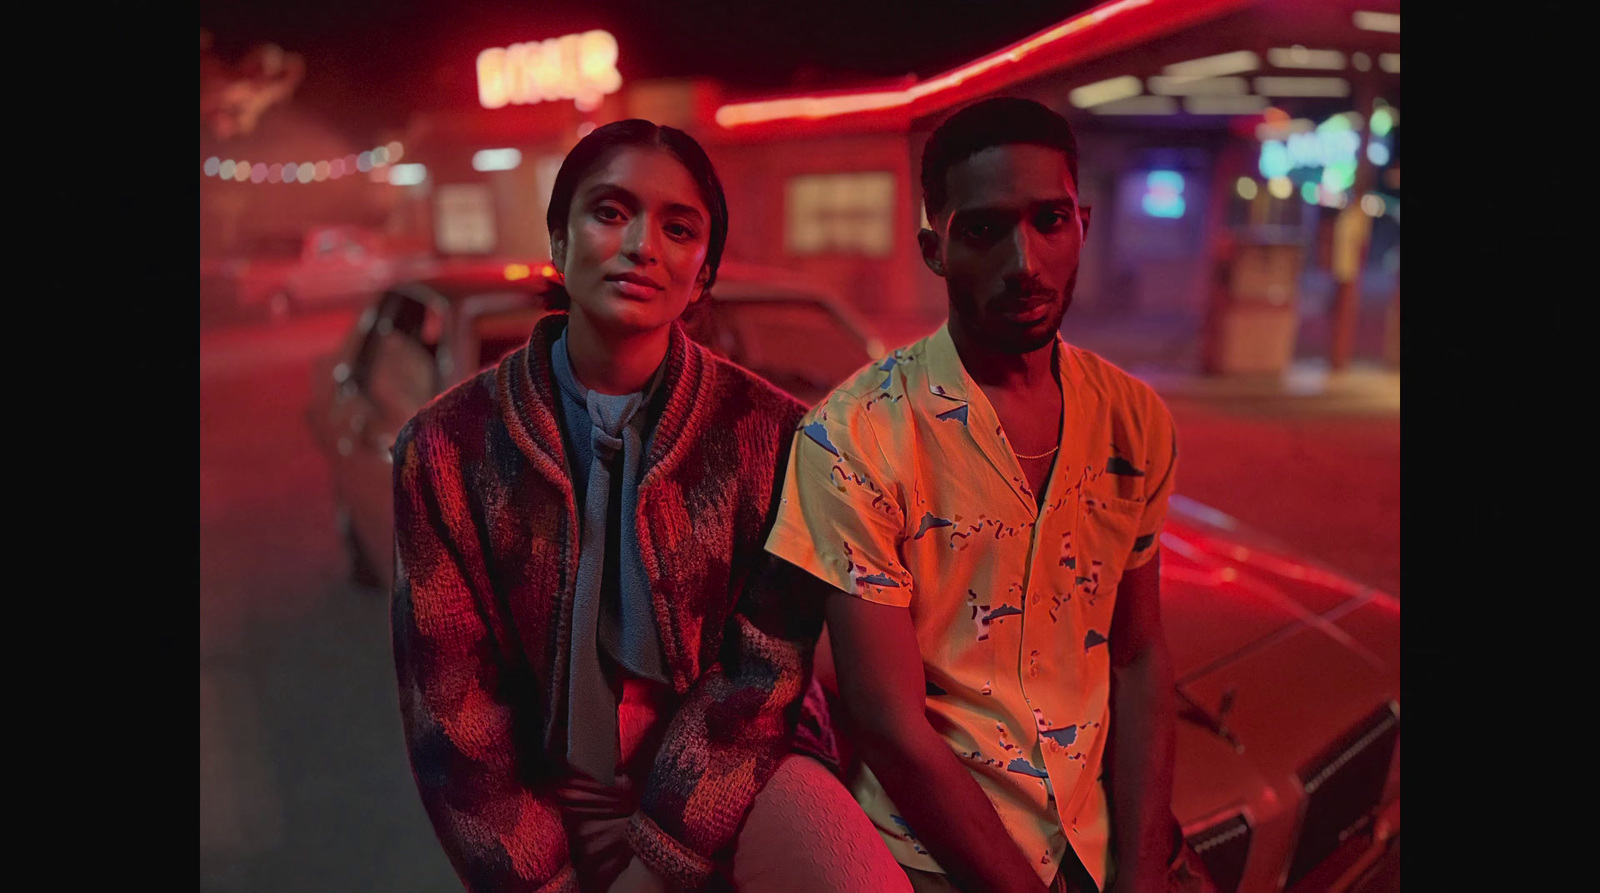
[710,293,877,404]
[451,292,553,386]
[333,290,445,583]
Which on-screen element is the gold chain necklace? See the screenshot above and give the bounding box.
[1013,445,1059,460]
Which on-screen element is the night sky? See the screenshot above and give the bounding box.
[201,0,1098,141]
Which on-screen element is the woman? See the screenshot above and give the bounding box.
[391,120,910,893]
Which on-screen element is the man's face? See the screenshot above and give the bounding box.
[921,143,1091,355]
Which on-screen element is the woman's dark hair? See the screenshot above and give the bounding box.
[920,97,1081,221]
[543,119,729,310]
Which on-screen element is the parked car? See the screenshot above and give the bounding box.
[201,224,431,320]
[681,261,886,406]
[305,262,1398,893]
[306,260,879,585]
[1155,497,1399,893]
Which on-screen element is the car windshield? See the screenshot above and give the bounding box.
[714,297,872,394]
[472,306,550,370]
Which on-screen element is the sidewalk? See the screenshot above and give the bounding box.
[1059,309,1400,597]
[1062,309,1399,417]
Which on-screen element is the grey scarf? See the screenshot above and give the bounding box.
[550,329,670,785]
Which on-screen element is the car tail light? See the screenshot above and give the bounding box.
[1186,814,1252,893]
[1283,701,1400,888]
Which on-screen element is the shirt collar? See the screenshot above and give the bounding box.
[917,321,1070,514]
[921,321,1069,404]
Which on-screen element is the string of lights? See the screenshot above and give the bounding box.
[202,141,406,184]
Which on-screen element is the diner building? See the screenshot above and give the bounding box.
[387,0,1401,371]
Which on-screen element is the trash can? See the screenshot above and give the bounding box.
[1201,238,1304,375]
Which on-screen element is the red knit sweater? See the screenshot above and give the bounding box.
[391,314,837,891]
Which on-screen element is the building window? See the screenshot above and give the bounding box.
[435,183,498,255]
[785,172,895,257]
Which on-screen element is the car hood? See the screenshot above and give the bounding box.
[1160,495,1398,685]
[1161,496,1399,827]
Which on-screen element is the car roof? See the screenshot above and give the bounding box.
[393,260,876,343]
[713,262,837,297]
[399,262,827,305]
[708,265,881,345]
[398,261,556,304]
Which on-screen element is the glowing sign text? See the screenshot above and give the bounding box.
[1141,171,1186,218]
[478,30,622,111]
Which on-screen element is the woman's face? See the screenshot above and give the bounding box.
[552,146,712,337]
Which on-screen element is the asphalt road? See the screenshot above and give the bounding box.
[198,308,1399,891]
[201,307,461,892]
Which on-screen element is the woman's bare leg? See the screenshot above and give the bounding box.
[729,754,912,893]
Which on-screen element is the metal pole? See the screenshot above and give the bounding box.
[1328,75,1379,371]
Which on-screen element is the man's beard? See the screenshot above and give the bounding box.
[951,271,1077,355]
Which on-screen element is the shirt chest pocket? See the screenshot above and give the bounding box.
[1072,494,1144,606]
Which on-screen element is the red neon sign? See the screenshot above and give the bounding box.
[713,0,1255,129]
[714,0,1154,127]
[478,30,622,111]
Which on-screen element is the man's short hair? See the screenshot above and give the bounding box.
[920,97,1081,220]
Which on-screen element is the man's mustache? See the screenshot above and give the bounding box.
[994,279,1058,305]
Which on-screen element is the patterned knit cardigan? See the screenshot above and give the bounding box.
[391,313,837,892]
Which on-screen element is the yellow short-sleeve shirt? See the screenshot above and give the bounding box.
[765,323,1177,890]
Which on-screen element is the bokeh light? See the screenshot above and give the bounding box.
[388,163,428,186]
[1268,176,1293,199]
[1367,142,1391,166]
[1142,171,1186,218]
[1370,108,1394,137]
[1236,177,1258,200]
[1258,140,1291,178]
[1361,194,1387,217]
[1322,160,1356,192]
[199,144,404,186]
[1301,181,1319,204]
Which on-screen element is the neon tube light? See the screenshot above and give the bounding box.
[715,0,1156,127]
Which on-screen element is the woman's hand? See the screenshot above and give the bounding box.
[606,855,672,893]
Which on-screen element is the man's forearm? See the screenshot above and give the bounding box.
[858,722,1050,893]
[1107,642,1176,891]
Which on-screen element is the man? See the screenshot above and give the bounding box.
[765,98,1214,892]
